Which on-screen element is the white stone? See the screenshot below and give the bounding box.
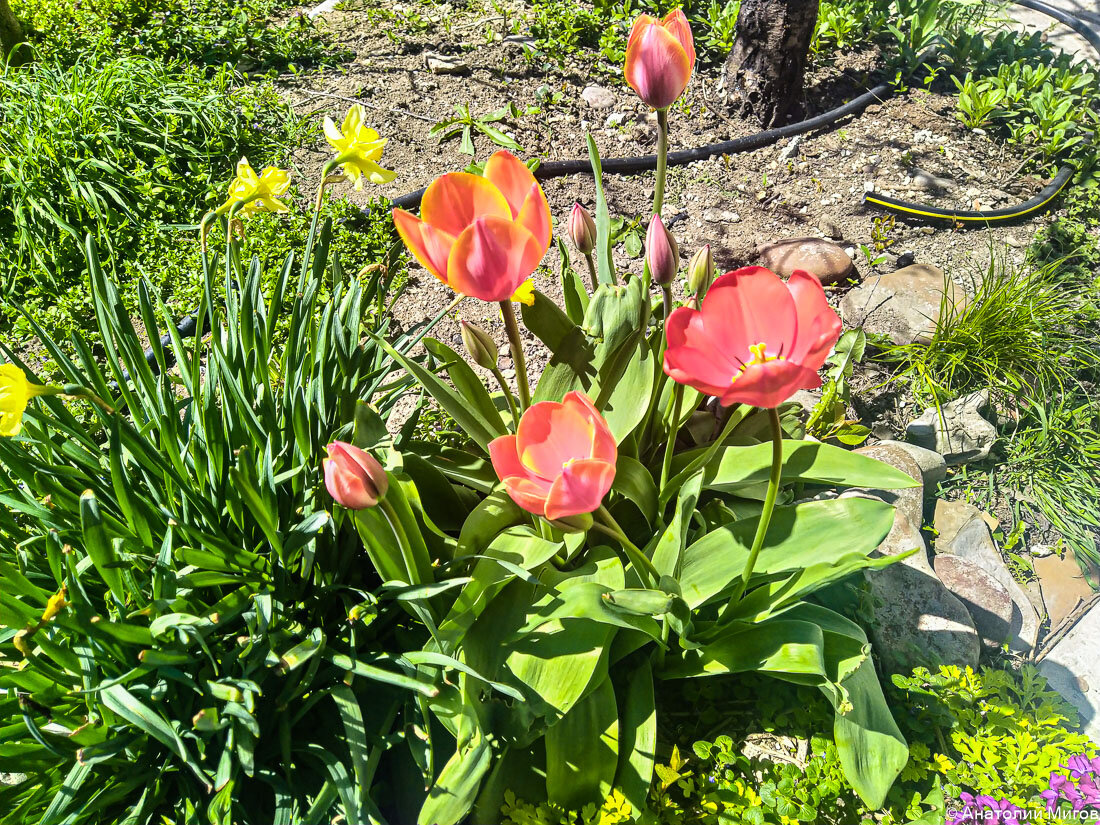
[1040,603,1100,743]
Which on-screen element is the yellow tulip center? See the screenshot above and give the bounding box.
[731,342,784,385]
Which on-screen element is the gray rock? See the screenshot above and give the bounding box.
[905,390,997,465]
[756,237,854,285]
[581,85,617,109]
[424,52,469,75]
[839,263,969,346]
[850,443,925,526]
[864,509,981,674]
[604,112,628,129]
[1040,602,1100,744]
[875,439,947,489]
[703,208,741,224]
[933,499,1040,652]
[894,250,915,268]
[933,555,1013,648]
[778,135,802,162]
[912,168,958,192]
[0,772,25,785]
[789,389,821,417]
[1031,544,1056,558]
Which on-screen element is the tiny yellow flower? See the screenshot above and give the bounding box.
[0,364,55,437]
[324,105,397,189]
[223,157,291,215]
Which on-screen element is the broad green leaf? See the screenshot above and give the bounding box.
[546,677,619,810]
[418,734,492,825]
[424,338,506,435]
[373,335,499,451]
[611,455,657,525]
[661,619,828,681]
[678,497,896,609]
[613,658,657,815]
[830,655,908,808]
[649,471,703,579]
[558,237,590,324]
[675,440,921,492]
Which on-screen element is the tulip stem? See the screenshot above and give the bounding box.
[490,366,520,426]
[595,505,660,588]
[726,407,784,609]
[658,384,684,494]
[499,300,531,410]
[653,108,669,217]
[583,251,599,291]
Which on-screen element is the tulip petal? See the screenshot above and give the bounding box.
[562,391,617,461]
[625,22,692,110]
[626,14,660,54]
[516,183,553,254]
[517,401,596,480]
[484,151,536,218]
[703,267,797,361]
[421,172,512,239]
[393,208,455,283]
[489,434,534,483]
[720,359,821,409]
[664,306,739,385]
[786,270,843,370]
[545,458,616,521]
[447,216,542,302]
[662,10,696,73]
[503,475,553,516]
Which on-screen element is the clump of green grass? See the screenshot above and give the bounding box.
[0,54,308,303]
[12,0,340,71]
[878,253,1098,407]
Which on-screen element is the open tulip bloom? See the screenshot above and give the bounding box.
[664,266,843,409]
[393,150,551,304]
[489,391,616,521]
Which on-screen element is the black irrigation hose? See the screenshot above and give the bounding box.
[124,2,1094,381]
[862,0,1100,223]
[863,163,1075,223]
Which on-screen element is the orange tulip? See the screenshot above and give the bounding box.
[489,391,617,521]
[392,151,552,303]
[625,10,696,111]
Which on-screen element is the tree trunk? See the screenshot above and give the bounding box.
[724,0,819,127]
[0,0,26,63]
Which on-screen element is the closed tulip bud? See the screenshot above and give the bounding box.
[547,511,594,533]
[645,214,679,286]
[568,203,596,255]
[460,320,499,370]
[323,441,388,510]
[687,244,714,296]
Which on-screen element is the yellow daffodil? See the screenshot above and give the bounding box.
[223,157,292,215]
[0,364,57,437]
[324,105,397,189]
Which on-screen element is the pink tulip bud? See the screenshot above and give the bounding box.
[624,11,696,111]
[645,214,679,286]
[323,441,388,510]
[568,203,597,255]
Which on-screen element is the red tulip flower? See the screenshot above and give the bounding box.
[489,391,617,521]
[392,150,552,303]
[324,441,388,510]
[625,10,696,111]
[663,267,842,408]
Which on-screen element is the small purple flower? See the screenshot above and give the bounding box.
[1078,773,1100,809]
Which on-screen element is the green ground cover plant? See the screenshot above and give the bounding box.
[11,0,337,70]
[0,54,310,321]
[499,665,1097,824]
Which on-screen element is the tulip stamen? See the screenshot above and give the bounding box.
[730,342,786,385]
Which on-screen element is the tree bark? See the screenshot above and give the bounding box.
[0,0,25,63]
[724,0,820,127]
